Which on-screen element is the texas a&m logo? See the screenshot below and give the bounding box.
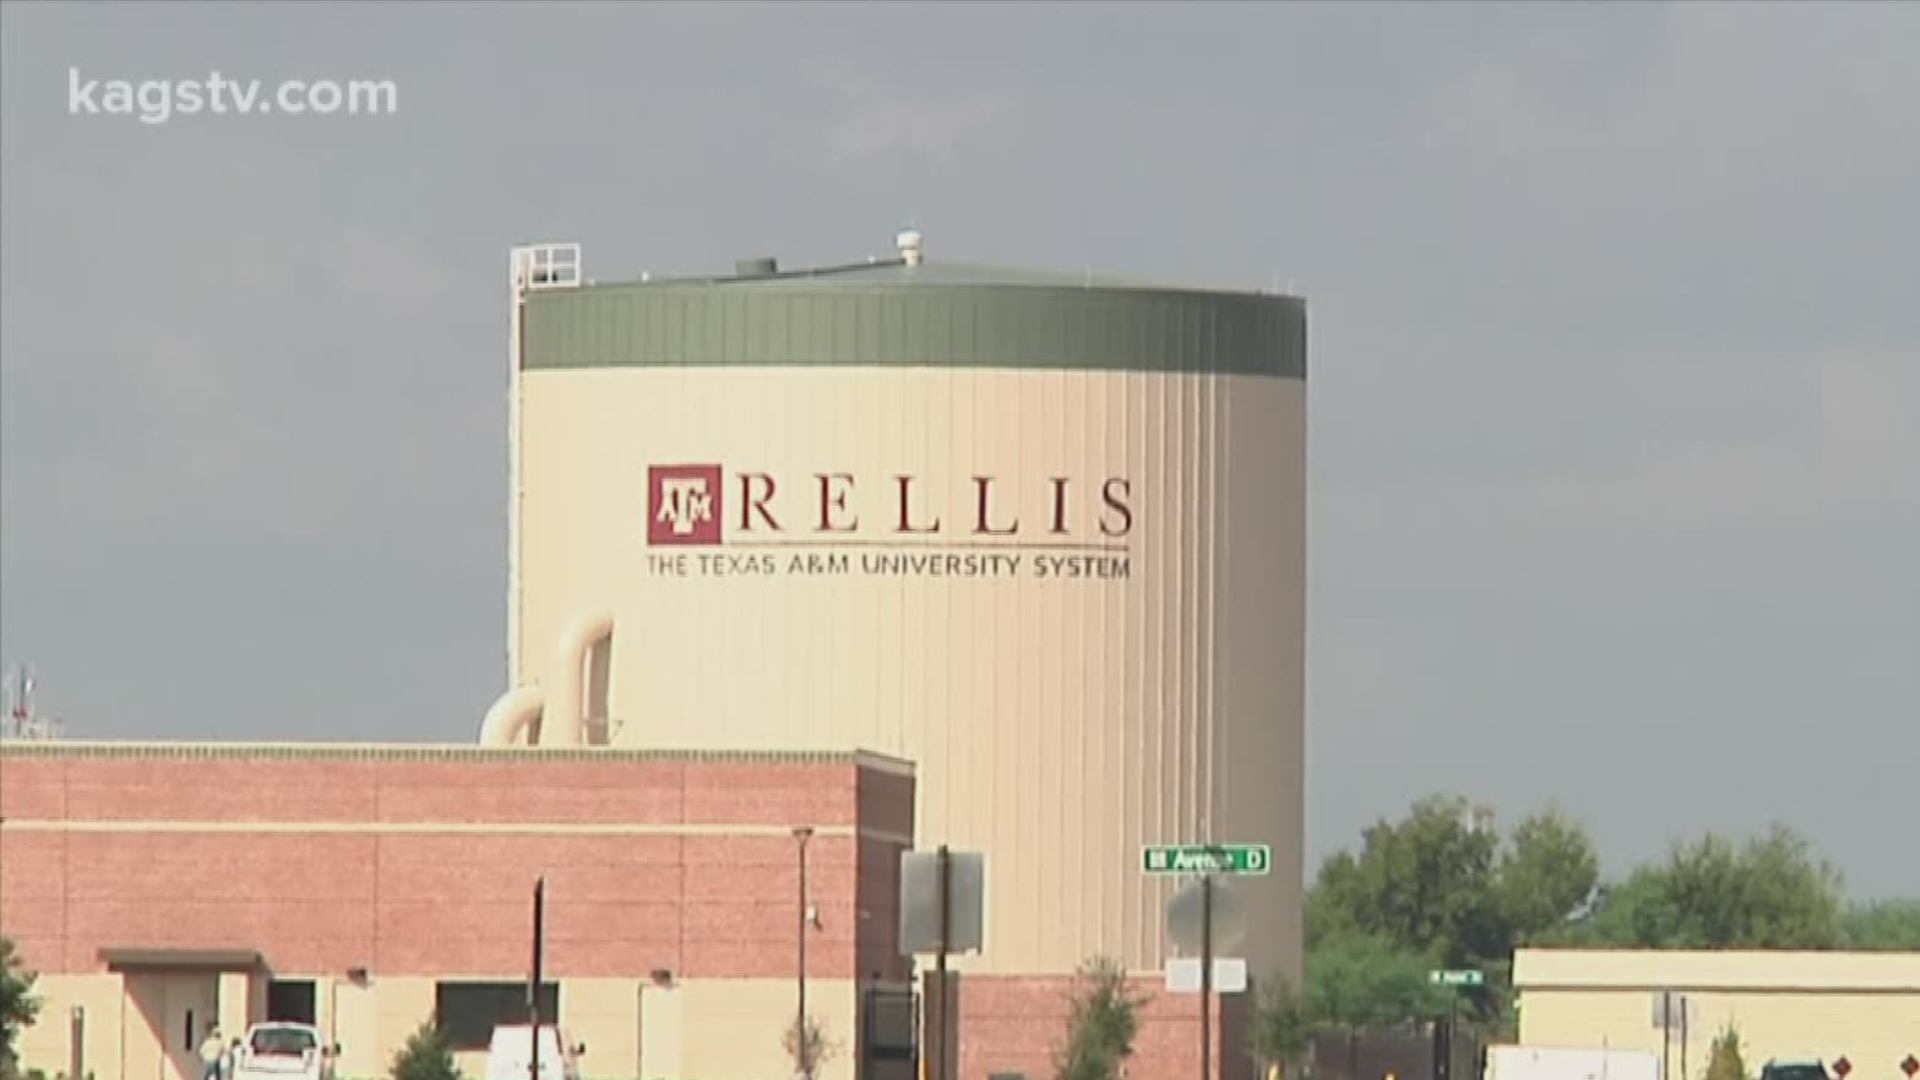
[646,462,1137,548]
[647,465,723,546]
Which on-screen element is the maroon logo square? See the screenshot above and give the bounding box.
[647,464,723,545]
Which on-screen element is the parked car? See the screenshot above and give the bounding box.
[232,1022,339,1080]
[1761,1061,1833,1080]
[485,1023,585,1080]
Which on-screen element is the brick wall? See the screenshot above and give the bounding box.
[0,744,915,984]
[956,972,1255,1080]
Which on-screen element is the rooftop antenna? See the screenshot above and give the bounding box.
[2,662,64,740]
[5,657,30,722]
[7,662,29,722]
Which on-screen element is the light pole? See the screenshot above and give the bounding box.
[793,826,815,1079]
[530,876,545,1080]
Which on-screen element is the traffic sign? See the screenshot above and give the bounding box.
[1143,843,1272,875]
[1428,969,1485,988]
[899,848,985,955]
[1166,958,1248,994]
[1167,877,1248,954]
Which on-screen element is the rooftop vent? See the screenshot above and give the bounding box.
[896,229,924,267]
[735,257,778,278]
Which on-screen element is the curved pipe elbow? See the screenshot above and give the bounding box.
[547,609,615,747]
[480,685,546,747]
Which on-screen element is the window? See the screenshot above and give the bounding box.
[434,982,560,1052]
[250,1026,319,1057]
[267,980,317,1025]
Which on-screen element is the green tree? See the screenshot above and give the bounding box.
[1564,826,1843,948]
[1306,796,1602,1032]
[1303,930,1450,1028]
[1304,795,1506,966]
[1705,1024,1748,1080]
[389,1018,463,1080]
[1496,809,1601,943]
[1841,898,1920,950]
[1248,976,1311,1076]
[1054,956,1149,1080]
[1,937,42,1074]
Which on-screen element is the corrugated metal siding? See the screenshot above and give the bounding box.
[511,368,1306,979]
[522,285,1306,377]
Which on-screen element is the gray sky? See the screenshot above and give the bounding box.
[3,1,1915,897]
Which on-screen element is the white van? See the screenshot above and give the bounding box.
[484,1023,585,1080]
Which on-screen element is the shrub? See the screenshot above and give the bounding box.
[1249,976,1311,1076]
[782,1013,838,1079]
[1054,956,1150,1080]
[390,1019,464,1080]
[1706,1025,1748,1080]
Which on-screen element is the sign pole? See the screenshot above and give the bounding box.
[936,843,951,1080]
[1661,992,1672,1080]
[1679,995,1689,1080]
[1200,872,1213,1080]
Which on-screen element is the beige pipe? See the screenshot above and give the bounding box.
[480,685,545,747]
[546,609,615,747]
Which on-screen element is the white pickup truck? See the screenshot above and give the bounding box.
[231,1022,339,1080]
[485,1023,586,1080]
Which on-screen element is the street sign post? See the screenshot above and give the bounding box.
[1148,843,1269,1080]
[1652,991,1691,1080]
[1427,971,1482,1080]
[901,848,985,1080]
[1167,871,1249,1078]
[1143,843,1271,875]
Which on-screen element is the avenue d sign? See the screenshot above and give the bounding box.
[1142,843,1272,875]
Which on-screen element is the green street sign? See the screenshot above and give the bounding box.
[1428,969,1485,988]
[1142,844,1272,876]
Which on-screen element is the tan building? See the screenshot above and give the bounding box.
[493,235,1310,988]
[1514,949,1920,1080]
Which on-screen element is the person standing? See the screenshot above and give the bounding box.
[198,1022,224,1080]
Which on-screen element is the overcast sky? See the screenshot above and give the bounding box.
[2,1,1914,897]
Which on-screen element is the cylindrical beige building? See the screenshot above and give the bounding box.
[497,238,1307,982]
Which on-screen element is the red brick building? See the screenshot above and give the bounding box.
[0,741,916,1080]
[2,740,1261,1080]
